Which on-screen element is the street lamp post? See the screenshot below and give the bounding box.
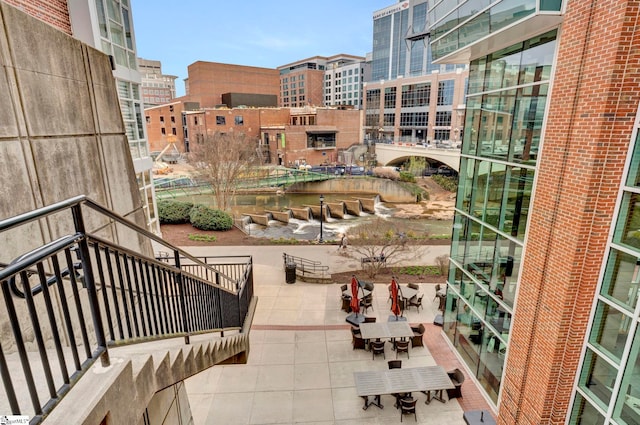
[319,194,325,243]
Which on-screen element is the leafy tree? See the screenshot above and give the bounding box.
[406,156,427,175]
[188,131,260,211]
[345,217,426,278]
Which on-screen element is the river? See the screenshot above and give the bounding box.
[170,192,453,242]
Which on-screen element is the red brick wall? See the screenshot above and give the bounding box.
[177,106,361,166]
[145,103,187,153]
[499,1,640,424]
[186,61,280,108]
[3,0,71,34]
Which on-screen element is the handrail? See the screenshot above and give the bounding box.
[0,196,254,422]
[1,195,238,292]
[283,253,329,274]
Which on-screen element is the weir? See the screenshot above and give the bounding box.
[342,200,362,216]
[241,196,379,228]
[289,207,312,220]
[266,210,291,224]
[326,202,346,218]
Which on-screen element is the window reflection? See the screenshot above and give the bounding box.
[569,393,606,425]
[613,325,640,425]
[589,301,629,362]
[579,348,617,409]
[600,249,640,313]
[613,192,640,252]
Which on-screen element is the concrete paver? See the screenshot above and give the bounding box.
[182,244,495,424]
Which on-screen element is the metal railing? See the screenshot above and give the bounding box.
[0,195,253,423]
[283,253,330,279]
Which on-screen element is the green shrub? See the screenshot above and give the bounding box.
[399,171,416,183]
[189,205,234,231]
[158,200,193,224]
[432,175,458,192]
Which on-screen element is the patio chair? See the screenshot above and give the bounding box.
[363,281,375,292]
[351,327,367,350]
[360,294,374,313]
[395,340,410,359]
[407,283,419,290]
[341,284,348,292]
[433,283,442,301]
[447,368,465,399]
[399,397,417,422]
[410,323,425,348]
[341,295,351,312]
[371,340,386,359]
[363,316,377,323]
[409,295,424,312]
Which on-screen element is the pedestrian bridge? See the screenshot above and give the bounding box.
[375,143,461,171]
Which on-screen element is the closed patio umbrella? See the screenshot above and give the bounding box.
[390,276,401,319]
[350,275,360,316]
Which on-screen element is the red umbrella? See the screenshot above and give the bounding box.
[390,277,401,317]
[350,275,360,315]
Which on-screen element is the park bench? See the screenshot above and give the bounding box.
[361,255,387,267]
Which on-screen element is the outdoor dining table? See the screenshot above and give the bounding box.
[399,285,418,301]
[358,321,414,341]
[342,288,372,299]
[353,366,455,410]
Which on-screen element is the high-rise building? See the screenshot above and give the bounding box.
[322,55,367,109]
[138,58,177,107]
[364,0,467,144]
[428,1,640,424]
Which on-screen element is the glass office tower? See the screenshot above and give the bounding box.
[446,28,556,404]
[429,1,640,423]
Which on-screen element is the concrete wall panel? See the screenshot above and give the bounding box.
[87,47,126,134]
[0,68,19,137]
[16,69,95,137]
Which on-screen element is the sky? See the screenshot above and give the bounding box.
[132,0,394,97]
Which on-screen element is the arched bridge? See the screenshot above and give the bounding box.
[375,143,461,171]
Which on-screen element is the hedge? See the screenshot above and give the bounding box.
[157,200,194,224]
[189,205,234,231]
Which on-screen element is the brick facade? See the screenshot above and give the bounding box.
[165,105,361,167]
[185,61,280,108]
[3,0,71,34]
[499,1,640,424]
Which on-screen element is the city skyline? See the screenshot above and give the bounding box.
[132,0,394,97]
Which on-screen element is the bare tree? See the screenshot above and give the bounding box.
[188,131,259,211]
[345,217,426,278]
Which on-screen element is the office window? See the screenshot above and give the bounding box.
[216,116,225,125]
[161,128,166,135]
[235,116,244,125]
[435,111,452,127]
[437,80,455,105]
[172,128,176,135]
[384,87,396,109]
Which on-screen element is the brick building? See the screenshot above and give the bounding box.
[177,105,361,167]
[138,58,178,107]
[278,54,367,109]
[184,61,280,108]
[428,1,640,424]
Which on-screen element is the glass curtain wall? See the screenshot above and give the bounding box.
[444,29,557,405]
[569,118,640,424]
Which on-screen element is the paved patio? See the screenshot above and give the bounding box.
[180,245,495,424]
